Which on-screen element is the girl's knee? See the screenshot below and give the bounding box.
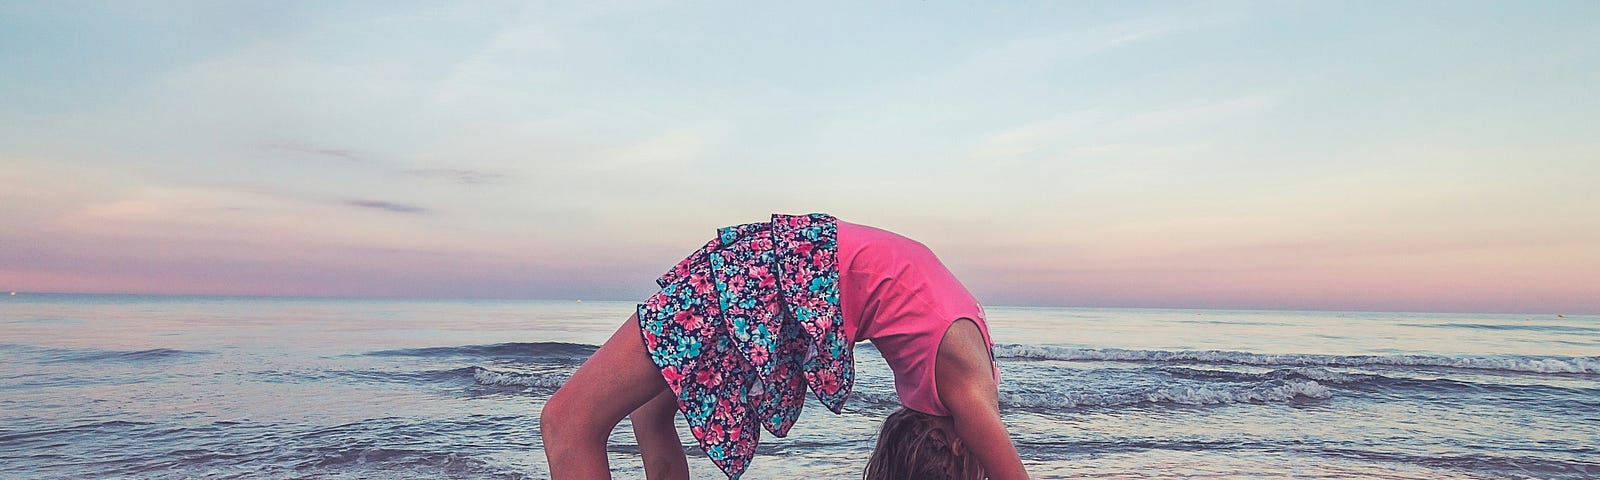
[537,391,568,438]
[540,387,602,443]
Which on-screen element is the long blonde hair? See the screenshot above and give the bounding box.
[863,407,985,480]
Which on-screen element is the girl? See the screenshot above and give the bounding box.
[540,214,1029,479]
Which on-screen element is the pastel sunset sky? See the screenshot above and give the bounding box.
[2,1,1596,313]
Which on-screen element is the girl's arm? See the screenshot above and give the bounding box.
[937,319,1030,480]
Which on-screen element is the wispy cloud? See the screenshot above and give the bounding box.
[977,17,1188,69]
[343,199,429,214]
[269,141,508,186]
[970,90,1285,162]
[923,13,1230,92]
[405,168,508,185]
[596,126,723,170]
[266,142,371,164]
[1110,90,1286,133]
[970,109,1103,159]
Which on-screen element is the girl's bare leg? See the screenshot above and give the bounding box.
[632,388,689,480]
[541,313,669,479]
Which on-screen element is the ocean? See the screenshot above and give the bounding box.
[2,294,1596,479]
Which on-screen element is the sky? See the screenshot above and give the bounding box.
[2,1,1596,314]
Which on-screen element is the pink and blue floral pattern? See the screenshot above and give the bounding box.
[635,213,851,479]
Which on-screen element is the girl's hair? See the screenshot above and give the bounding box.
[863,407,984,480]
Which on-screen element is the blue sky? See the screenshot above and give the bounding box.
[2,1,1597,313]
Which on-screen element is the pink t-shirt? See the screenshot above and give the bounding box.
[836,220,998,416]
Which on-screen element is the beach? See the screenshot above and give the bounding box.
[2,294,1596,479]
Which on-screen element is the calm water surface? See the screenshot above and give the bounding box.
[2,294,1596,479]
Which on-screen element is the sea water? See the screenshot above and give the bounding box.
[1,294,1595,479]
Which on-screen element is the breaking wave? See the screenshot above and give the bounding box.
[996,345,1600,375]
[469,366,568,389]
[1001,379,1332,410]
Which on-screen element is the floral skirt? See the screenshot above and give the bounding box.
[634,213,854,479]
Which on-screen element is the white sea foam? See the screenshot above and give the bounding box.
[1163,366,1374,384]
[1285,366,1369,383]
[470,366,568,388]
[999,379,1332,409]
[995,345,1600,374]
[844,390,902,408]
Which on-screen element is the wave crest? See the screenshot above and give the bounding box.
[38,347,210,364]
[1002,379,1331,409]
[367,342,596,361]
[470,366,568,389]
[995,345,1600,375]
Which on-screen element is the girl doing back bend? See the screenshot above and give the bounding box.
[540,214,1030,479]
